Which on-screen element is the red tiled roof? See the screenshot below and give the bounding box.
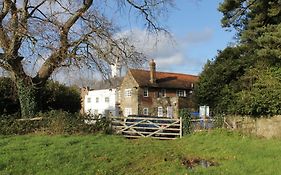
[130,69,199,89]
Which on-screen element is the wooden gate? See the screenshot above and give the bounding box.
[110,116,182,140]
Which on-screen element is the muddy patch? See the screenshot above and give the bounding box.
[181,157,219,169]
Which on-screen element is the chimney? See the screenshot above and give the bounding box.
[111,57,121,78]
[111,64,121,77]
[149,59,156,83]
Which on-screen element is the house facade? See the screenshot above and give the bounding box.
[119,60,198,118]
[81,64,123,117]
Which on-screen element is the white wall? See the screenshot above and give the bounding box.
[84,89,119,116]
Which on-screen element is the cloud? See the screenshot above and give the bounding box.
[117,29,184,69]
[117,28,213,74]
[182,28,214,44]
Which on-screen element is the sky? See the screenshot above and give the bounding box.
[121,0,236,76]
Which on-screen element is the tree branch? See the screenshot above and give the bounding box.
[35,0,93,85]
[0,0,11,50]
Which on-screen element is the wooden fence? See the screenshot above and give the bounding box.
[110,116,182,140]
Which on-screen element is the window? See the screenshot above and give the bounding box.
[125,89,132,97]
[143,108,149,115]
[158,89,166,97]
[105,97,109,103]
[87,98,91,103]
[177,90,186,97]
[191,83,194,88]
[143,88,148,97]
[158,107,163,117]
[161,89,166,97]
[167,106,173,118]
[124,108,132,117]
[96,97,99,103]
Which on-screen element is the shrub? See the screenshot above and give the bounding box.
[0,78,81,115]
[0,110,112,135]
[179,108,192,135]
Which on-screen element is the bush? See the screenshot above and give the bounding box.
[0,110,112,135]
[179,108,192,135]
[0,78,81,115]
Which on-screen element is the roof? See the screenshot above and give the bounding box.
[129,69,199,89]
[91,77,123,90]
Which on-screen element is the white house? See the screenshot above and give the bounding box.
[81,64,123,117]
[84,88,119,116]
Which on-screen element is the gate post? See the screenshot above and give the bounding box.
[180,117,182,138]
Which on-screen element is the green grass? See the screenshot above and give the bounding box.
[1,130,281,175]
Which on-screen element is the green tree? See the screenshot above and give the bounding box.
[0,77,19,115]
[0,78,81,115]
[197,0,281,116]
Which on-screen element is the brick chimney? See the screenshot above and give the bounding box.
[149,59,156,83]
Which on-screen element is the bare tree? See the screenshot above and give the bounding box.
[0,0,174,117]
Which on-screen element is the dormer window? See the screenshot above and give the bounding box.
[144,88,148,97]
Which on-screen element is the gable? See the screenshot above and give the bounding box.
[120,70,139,89]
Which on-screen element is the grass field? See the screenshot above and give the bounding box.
[0,130,280,175]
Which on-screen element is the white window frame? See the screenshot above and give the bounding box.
[167,106,173,118]
[143,88,149,97]
[125,89,132,97]
[95,97,99,103]
[87,97,91,103]
[143,108,149,115]
[157,107,163,117]
[177,90,186,97]
[105,97,110,103]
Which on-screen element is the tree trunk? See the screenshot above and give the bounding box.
[15,79,38,118]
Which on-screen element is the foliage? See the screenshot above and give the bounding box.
[179,108,192,135]
[197,1,281,117]
[0,110,111,135]
[195,46,253,114]
[16,79,38,118]
[234,65,281,115]
[40,81,81,113]
[0,78,81,115]
[0,77,19,115]
[1,130,281,174]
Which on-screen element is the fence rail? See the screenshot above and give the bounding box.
[110,116,182,140]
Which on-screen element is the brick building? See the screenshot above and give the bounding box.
[119,60,198,118]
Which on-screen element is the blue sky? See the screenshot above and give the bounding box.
[122,0,236,75]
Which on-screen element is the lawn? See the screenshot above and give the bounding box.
[0,130,280,175]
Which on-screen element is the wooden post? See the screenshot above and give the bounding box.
[180,117,182,138]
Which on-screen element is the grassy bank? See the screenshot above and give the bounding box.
[0,130,280,175]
